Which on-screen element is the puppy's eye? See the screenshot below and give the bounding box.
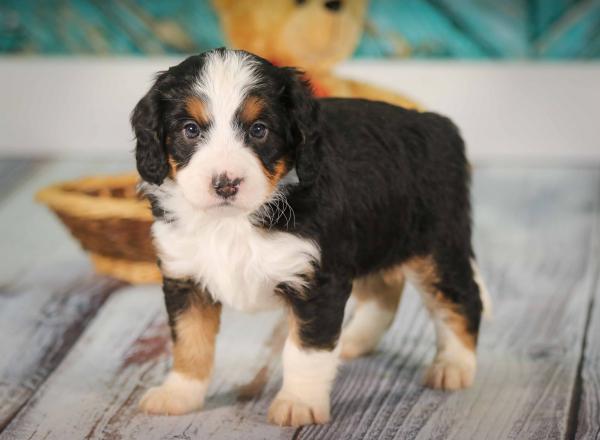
[249,122,268,140]
[183,122,200,139]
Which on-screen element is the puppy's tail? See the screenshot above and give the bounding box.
[471,259,493,320]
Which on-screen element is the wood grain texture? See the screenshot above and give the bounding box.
[2,0,599,58]
[575,177,600,440]
[0,159,131,430]
[295,167,600,439]
[0,158,134,282]
[1,166,598,439]
[0,285,297,440]
[0,267,121,431]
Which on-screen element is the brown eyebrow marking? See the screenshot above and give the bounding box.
[185,97,209,125]
[240,96,264,124]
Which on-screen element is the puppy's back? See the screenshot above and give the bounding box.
[317,97,468,190]
[314,98,471,267]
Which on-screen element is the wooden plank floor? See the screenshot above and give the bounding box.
[0,159,598,440]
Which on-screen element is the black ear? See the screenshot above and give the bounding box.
[281,68,321,187]
[131,74,170,185]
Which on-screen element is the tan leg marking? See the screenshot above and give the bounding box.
[268,313,339,427]
[404,256,477,390]
[341,268,404,359]
[139,298,221,415]
[172,299,221,380]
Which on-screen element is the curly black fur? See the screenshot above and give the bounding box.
[132,49,482,352]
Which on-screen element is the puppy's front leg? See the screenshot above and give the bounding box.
[269,275,352,427]
[139,277,221,415]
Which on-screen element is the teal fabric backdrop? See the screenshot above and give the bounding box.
[1,0,599,58]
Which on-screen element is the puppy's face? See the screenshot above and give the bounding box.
[132,49,318,215]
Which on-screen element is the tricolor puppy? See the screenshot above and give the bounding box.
[132,48,489,426]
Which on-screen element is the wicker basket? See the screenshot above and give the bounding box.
[36,173,161,284]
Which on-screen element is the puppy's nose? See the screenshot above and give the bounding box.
[324,0,342,11]
[212,173,242,199]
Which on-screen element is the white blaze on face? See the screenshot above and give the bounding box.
[176,51,270,213]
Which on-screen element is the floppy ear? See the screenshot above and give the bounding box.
[281,68,321,187]
[131,74,169,185]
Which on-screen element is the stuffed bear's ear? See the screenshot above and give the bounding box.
[131,73,170,185]
[280,67,321,187]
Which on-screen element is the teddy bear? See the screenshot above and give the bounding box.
[38,0,422,287]
[212,0,419,109]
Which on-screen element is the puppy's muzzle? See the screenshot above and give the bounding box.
[212,173,243,199]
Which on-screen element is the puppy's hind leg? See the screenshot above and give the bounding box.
[472,258,493,320]
[404,255,482,390]
[340,270,404,359]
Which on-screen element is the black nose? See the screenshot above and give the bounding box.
[324,0,342,11]
[212,173,242,199]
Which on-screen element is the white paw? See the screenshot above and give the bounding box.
[268,392,330,427]
[423,352,476,390]
[139,372,207,415]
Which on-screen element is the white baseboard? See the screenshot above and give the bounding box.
[0,57,599,162]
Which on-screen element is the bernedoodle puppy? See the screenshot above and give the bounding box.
[131,48,489,427]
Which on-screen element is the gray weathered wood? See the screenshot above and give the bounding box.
[0,285,296,440]
[0,158,134,282]
[296,167,600,439]
[1,166,599,439]
[0,265,121,431]
[575,179,600,440]
[0,159,40,202]
[0,160,131,429]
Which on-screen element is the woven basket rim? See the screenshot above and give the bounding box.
[36,172,153,221]
[90,253,161,284]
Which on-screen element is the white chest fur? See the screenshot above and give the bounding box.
[150,187,319,312]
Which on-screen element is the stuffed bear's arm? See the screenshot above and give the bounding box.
[314,73,422,110]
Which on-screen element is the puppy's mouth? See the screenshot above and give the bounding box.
[210,200,234,208]
[205,199,247,215]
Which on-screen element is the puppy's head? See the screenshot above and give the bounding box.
[132,48,319,215]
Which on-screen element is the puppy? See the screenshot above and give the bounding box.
[132,48,488,426]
